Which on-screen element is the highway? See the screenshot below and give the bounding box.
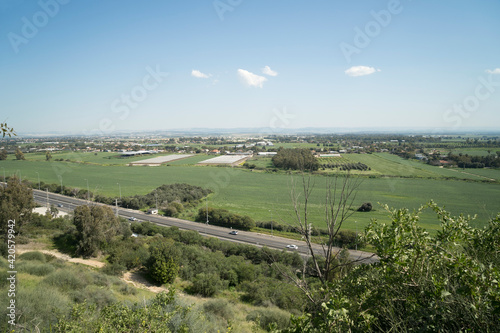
[33,189,377,264]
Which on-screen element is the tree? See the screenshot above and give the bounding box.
[49,204,59,218]
[15,148,24,160]
[147,239,180,284]
[45,151,52,161]
[276,172,369,308]
[0,176,34,239]
[0,149,7,160]
[284,203,500,332]
[73,205,121,257]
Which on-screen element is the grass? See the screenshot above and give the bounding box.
[1,153,499,231]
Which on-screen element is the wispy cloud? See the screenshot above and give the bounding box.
[345,66,380,77]
[191,69,210,79]
[237,69,267,88]
[486,68,500,75]
[262,65,278,77]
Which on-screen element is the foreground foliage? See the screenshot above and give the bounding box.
[283,202,500,332]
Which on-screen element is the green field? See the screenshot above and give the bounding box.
[1,155,499,233]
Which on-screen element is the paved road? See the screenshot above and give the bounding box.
[33,189,377,264]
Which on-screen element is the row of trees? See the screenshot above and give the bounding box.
[272,148,320,171]
[196,207,256,230]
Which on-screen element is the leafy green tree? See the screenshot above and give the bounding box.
[283,202,500,332]
[147,240,180,284]
[49,204,59,218]
[46,151,52,161]
[73,205,121,257]
[15,148,25,160]
[0,149,7,160]
[0,176,34,239]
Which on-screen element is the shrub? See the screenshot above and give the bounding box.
[0,285,70,331]
[246,307,291,331]
[71,285,117,308]
[202,299,235,321]
[18,251,47,262]
[191,272,223,297]
[17,261,55,276]
[357,202,373,212]
[102,262,126,276]
[43,269,89,291]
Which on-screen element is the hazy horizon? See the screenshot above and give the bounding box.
[2,1,499,135]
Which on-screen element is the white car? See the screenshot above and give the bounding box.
[128,217,137,221]
[286,244,298,250]
[229,230,238,235]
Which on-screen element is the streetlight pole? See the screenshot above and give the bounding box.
[355,220,358,251]
[57,175,62,193]
[269,210,273,236]
[35,172,40,190]
[84,179,90,203]
[206,196,209,225]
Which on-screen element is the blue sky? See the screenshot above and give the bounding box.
[1,0,500,135]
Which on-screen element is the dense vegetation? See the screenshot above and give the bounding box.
[272,148,319,171]
[283,203,500,332]
[196,207,256,230]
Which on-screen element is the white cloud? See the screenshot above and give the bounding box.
[262,65,278,77]
[345,66,380,77]
[486,68,500,75]
[191,69,210,79]
[237,69,268,88]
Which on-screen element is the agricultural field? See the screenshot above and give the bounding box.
[1,156,499,233]
[198,155,249,165]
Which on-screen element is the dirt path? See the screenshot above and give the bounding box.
[17,243,167,293]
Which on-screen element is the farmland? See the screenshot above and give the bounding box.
[1,150,499,233]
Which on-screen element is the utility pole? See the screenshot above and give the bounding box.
[85,179,90,204]
[36,172,40,190]
[355,220,358,251]
[155,189,158,211]
[58,175,62,193]
[206,196,209,225]
[269,209,273,236]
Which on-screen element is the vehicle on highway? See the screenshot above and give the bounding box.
[128,217,137,221]
[229,230,238,235]
[57,204,63,208]
[286,244,298,250]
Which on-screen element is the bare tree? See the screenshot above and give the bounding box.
[275,171,373,306]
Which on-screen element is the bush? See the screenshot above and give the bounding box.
[102,262,126,276]
[43,269,89,291]
[18,251,47,262]
[17,261,55,276]
[0,285,70,331]
[246,307,291,331]
[71,285,117,308]
[191,272,223,297]
[357,202,373,212]
[196,207,255,230]
[202,299,235,321]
